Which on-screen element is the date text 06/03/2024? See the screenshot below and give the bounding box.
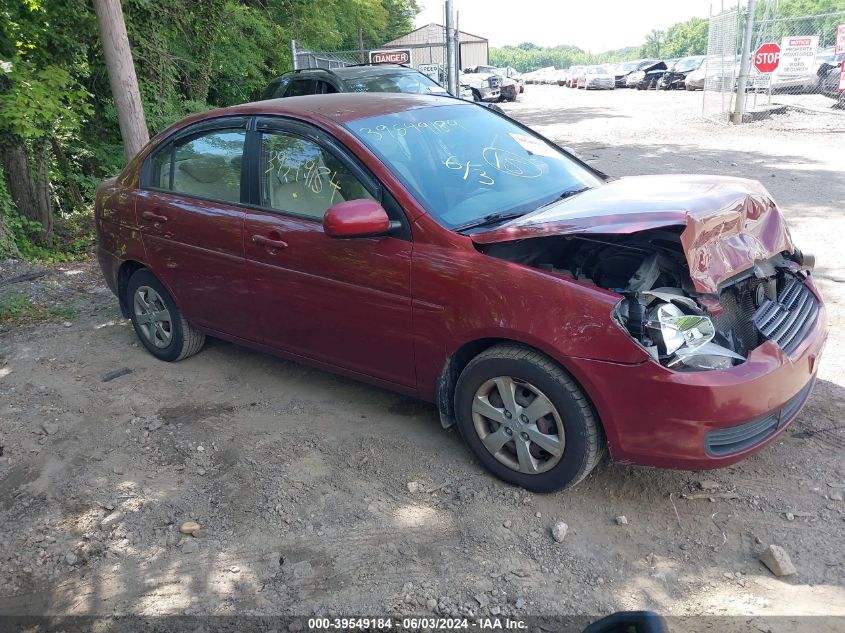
[306,617,528,630]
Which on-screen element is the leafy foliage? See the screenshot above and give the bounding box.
[0,0,418,260]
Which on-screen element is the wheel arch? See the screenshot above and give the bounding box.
[117,260,147,318]
[117,260,182,321]
[435,337,604,437]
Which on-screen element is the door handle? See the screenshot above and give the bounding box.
[251,234,289,250]
[142,211,168,223]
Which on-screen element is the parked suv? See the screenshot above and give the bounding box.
[263,65,452,100]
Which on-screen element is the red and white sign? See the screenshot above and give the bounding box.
[753,42,780,73]
[839,61,845,92]
[836,24,845,55]
[775,35,819,77]
[369,48,412,65]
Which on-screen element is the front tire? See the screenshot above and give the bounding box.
[454,344,604,492]
[126,268,205,362]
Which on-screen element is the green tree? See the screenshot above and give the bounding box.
[662,18,708,57]
[641,29,666,58]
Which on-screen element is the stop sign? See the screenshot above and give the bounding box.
[754,42,781,73]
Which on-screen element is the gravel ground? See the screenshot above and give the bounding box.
[0,86,843,629]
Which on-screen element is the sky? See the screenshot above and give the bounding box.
[414,0,718,52]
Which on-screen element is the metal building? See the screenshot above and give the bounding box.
[381,23,489,69]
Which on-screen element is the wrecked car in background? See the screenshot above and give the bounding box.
[96,93,826,493]
[630,60,668,89]
[660,55,706,90]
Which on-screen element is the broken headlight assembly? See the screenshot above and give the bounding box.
[617,293,745,372]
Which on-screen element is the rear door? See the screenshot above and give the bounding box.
[137,117,259,341]
[241,119,416,387]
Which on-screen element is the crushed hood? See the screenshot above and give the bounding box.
[470,175,794,294]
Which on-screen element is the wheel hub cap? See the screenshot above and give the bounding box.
[133,286,173,349]
[471,376,565,475]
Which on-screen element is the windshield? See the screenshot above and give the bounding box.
[348,104,603,230]
[619,62,639,72]
[344,72,448,95]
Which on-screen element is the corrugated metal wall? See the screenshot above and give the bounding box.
[459,42,488,68]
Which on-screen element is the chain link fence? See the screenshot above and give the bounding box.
[703,6,845,126]
[291,39,451,77]
[702,9,741,123]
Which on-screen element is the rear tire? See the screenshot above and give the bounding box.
[126,269,205,362]
[454,343,604,492]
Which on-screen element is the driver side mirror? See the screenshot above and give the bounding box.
[323,199,400,239]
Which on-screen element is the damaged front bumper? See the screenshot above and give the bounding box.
[565,278,827,469]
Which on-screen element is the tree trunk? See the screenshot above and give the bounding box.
[1,138,54,245]
[33,140,53,245]
[49,137,84,210]
[2,140,39,224]
[92,0,150,161]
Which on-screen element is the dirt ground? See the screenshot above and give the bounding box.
[1,85,844,630]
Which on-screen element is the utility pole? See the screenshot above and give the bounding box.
[92,0,149,160]
[732,0,757,124]
[445,0,458,95]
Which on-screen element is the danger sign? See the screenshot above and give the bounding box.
[754,42,780,73]
[369,49,412,65]
[837,24,845,55]
[840,61,845,92]
[775,35,819,77]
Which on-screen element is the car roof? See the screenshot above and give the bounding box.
[175,93,470,128]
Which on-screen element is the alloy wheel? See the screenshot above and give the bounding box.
[133,285,173,349]
[471,376,565,475]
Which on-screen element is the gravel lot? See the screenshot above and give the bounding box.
[1,85,844,629]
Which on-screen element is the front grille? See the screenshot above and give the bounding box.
[713,284,762,351]
[705,379,814,456]
[488,76,501,89]
[753,279,819,355]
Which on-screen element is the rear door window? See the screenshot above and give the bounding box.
[150,129,245,204]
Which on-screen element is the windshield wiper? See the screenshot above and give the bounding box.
[453,211,527,233]
[545,187,589,205]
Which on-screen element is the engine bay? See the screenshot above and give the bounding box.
[480,228,813,371]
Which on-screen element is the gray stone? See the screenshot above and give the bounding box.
[474,594,489,608]
[759,544,796,577]
[698,480,720,491]
[551,521,568,543]
[426,598,437,611]
[515,598,526,609]
[41,422,59,436]
[830,490,844,502]
[180,539,199,554]
[615,516,628,525]
[65,552,78,565]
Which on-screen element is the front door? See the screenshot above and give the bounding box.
[137,119,258,341]
[243,123,416,387]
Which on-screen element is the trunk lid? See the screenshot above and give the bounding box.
[470,175,793,294]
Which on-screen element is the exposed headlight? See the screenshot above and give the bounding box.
[646,302,746,371]
[647,303,715,356]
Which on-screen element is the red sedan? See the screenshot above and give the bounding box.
[95,93,826,492]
